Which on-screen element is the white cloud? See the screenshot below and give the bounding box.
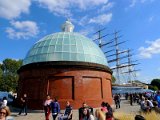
[78,16,89,26]
[73,0,108,10]
[78,26,94,36]
[138,38,160,58]
[36,0,108,17]
[0,0,31,19]
[37,0,71,17]
[88,13,112,25]
[98,2,114,13]
[128,0,154,8]
[6,21,39,39]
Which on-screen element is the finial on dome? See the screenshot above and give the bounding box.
[61,19,74,32]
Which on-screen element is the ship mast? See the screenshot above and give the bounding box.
[93,28,140,85]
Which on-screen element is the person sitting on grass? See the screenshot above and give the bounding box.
[152,100,160,113]
[140,97,151,112]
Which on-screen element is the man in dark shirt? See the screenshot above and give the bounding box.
[114,94,121,108]
[18,93,28,115]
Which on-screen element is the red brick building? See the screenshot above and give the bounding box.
[18,21,112,109]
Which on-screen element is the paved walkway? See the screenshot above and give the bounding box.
[114,99,140,114]
[10,99,140,120]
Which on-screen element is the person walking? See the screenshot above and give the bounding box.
[18,93,28,116]
[114,94,120,109]
[50,98,60,120]
[44,95,52,120]
[130,94,133,106]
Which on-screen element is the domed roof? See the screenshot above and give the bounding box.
[23,21,108,66]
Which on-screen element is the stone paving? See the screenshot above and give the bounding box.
[114,99,140,114]
[9,99,140,120]
[11,110,79,120]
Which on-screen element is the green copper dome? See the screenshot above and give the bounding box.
[23,21,108,66]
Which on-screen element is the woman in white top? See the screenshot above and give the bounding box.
[1,97,7,107]
[44,95,52,120]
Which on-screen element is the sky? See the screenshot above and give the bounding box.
[0,0,160,84]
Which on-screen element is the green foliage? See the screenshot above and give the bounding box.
[1,58,22,74]
[0,64,3,89]
[0,58,22,92]
[149,85,158,91]
[153,86,158,91]
[112,75,116,83]
[151,79,160,90]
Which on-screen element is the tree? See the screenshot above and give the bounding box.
[149,85,158,91]
[0,58,22,92]
[150,79,160,90]
[0,63,3,88]
[112,75,116,83]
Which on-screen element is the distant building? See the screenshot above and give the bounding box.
[112,80,149,94]
[18,20,112,109]
[131,81,148,89]
[112,81,148,89]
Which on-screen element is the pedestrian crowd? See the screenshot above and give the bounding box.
[2,91,160,120]
[123,90,160,113]
[43,95,113,120]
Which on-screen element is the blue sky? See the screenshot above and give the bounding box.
[0,0,160,83]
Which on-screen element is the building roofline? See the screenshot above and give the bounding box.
[18,61,112,74]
